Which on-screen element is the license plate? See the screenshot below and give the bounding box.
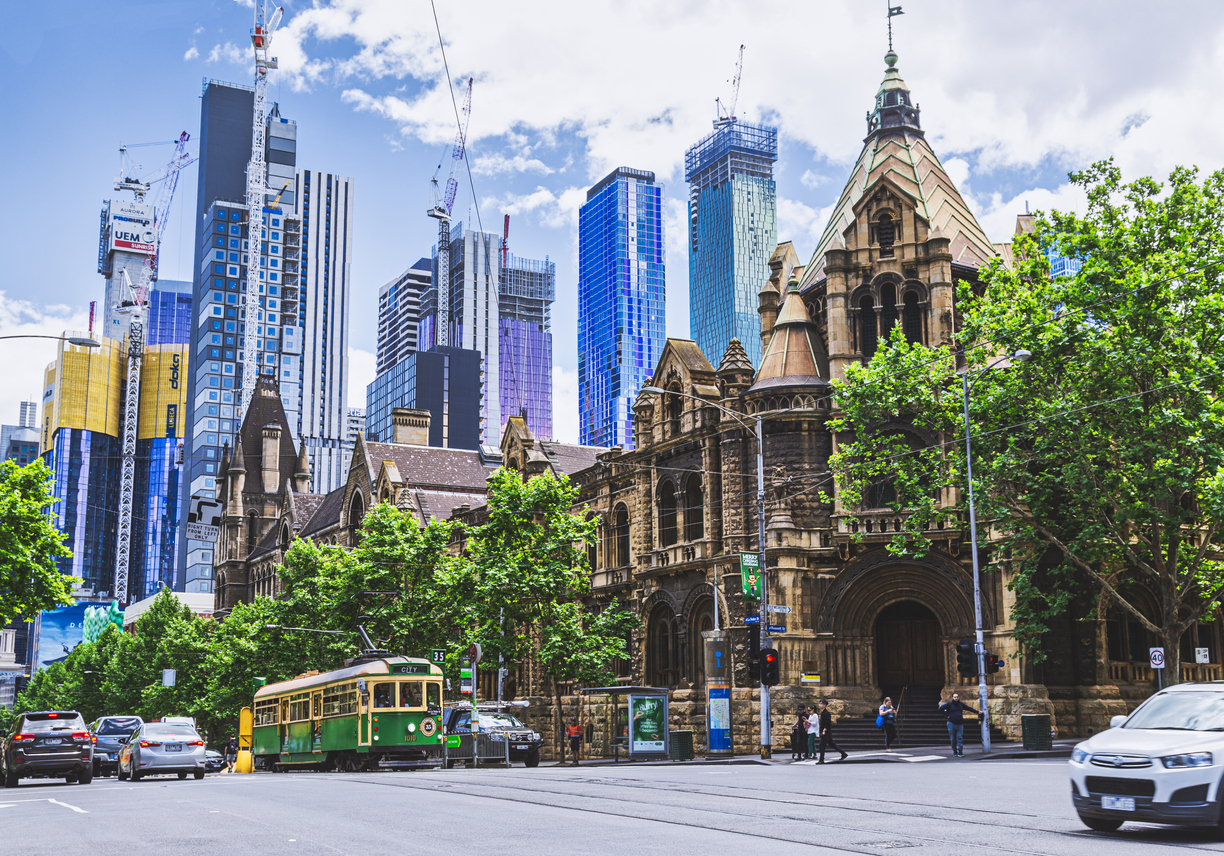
[165,744,183,753]
[514,744,529,750]
[42,738,62,745]
[1101,796,1135,811]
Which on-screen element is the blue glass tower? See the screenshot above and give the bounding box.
[685,119,777,367]
[578,167,665,449]
[500,254,554,440]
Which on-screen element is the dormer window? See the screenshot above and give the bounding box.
[877,213,896,258]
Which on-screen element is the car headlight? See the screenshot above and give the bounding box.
[1070,745,1090,765]
[1162,752,1213,768]
[529,732,540,742]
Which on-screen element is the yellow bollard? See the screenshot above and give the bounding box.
[236,706,254,774]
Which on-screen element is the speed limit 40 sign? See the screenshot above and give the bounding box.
[1150,648,1166,670]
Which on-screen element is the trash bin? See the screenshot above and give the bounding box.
[1021,714,1052,751]
[669,730,694,761]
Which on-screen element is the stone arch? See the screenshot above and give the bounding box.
[348,490,365,529]
[279,520,291,549]
[819,548,983,637]
[643,589,682,688]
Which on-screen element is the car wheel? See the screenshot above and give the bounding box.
[525,749,540,768]
[65,774,78,784]
[131,769,142,782]
[3,770,16,788]
[117,764,128,782]
[177,772,187,780]
[1078,813,1123,832]
[194,771,205,780]
[78,767,93,785]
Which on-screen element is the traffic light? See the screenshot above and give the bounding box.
[956,637,978,677]
[760,648,780,686]
[747,624,761,683]
[986,653,1003,675]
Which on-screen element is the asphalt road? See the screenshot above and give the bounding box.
[4,759,1224,855]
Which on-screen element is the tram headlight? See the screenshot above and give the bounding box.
[407,722,417,733]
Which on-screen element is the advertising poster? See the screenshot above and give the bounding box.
[707,686,731,753]
[740,551,761,601]
[36,603,90,670]
[108,199,156,255]
[629,695,667,755]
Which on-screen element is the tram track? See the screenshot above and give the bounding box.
[326,770,1224,855]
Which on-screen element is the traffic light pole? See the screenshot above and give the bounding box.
[756,415,771,760]
[961,372,991,755]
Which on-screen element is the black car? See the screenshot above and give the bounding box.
[445,705,542,767]
[88,715,143,777]
[3,711,94,787]
[204,749,225,773]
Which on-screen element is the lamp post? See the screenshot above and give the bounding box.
[0,334,101,347]
[959,349,1031,755]
[641,385,777,758]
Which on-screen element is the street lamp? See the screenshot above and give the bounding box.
[641,385,788,759]
[960,348,1031,755]
[0,334,101,347]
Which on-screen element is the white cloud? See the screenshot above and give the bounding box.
[777,196,832,254]
[486,186,585,230]
[800,170,827,190]
[0,294,90,433]
[348,346,376,410]
[971,183,1089,246]
[183,47,199,61]
[207,42,246,66]
[471,152,555,177]
[193,25,205,35]
[944,157,971,193]
[551,364,578,444]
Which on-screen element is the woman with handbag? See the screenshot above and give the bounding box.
[877,697,898,751]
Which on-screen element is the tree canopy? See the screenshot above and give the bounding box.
[0,459,75,626]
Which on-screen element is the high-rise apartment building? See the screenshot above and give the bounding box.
[1,401,38,465]
[145,279,193,346]
[365,345,482,450]
[685,118,778,368]
[577,167,666,449]
[179,81,352,594]
[421,225,501,444]
[499,254,554,440]
[376,258,429,375]
[346,407,365,446]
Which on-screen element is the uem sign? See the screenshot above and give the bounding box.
[108,199,156,255]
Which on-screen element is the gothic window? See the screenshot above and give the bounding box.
[866,479,897,509]
[664,386,683,437]
[880,283,898,343]
[877,213,896,257]
[659,481,678,547]
[684,475,704,542]
[904,291,923,343]
[859,295,878,361]
[246,511,259,556]
[647,605,680,688]
[279,522,291,549]
[349,492,365,530]
[690,602,715,686]
[612,503,630,567]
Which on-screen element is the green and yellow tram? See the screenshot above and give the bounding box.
[252,656,444,772]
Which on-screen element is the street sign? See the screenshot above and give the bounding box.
[459,656,474,695]
[1150,648,1166,670]
[1197,648,1210,665]
[162,668,176,687]
[429,648,447,665]
[743,615,760,624]
[765,605,791,614]
[767,625,786,634]
[740,552,761,601]
[185,495,222,542]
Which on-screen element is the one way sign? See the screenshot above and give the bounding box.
[186,495,223,542]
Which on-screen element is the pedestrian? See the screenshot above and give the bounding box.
[816,700,847,764]
[223,735,239,773]
[938,692,980,757]
[805,704,819,759]
[790,708,806,760]
[566,717,582,765]
[878,697,897,751]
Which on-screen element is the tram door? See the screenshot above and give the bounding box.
[311,691,323,755]
[279,699,290,752]
[357,681,371,747]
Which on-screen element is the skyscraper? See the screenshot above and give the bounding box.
[377,258,429,375]
[365,346,482,449]
[685,118,778,367]
[577,167,666,449]
[145,279,193,346]
[0,401,38,464]
[499,254,554,440]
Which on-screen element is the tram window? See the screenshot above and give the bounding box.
[399,681,424,708]
[254,700,278,725]
[322,683,358,716]
[426,682,441,711]
[373,683,394,708]
[289,693,311,722]
[313,695,322,718]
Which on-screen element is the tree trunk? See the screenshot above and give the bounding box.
[1163,626,1182,688]
[552,674,565,765]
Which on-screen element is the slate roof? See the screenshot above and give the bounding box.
[299,486,346,539]
[239,376,299,495]
[290,493,325,531]
[535,441,606,477]
[410,489,489,522]
[365,442,496,492]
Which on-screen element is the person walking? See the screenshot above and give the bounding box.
[566,717,582,765]
[938,692,980,757]
[816,700,847,764]
[223,736,239,773]
[790,708,806,760]
[805,705,819,759]
[878,697,898,751]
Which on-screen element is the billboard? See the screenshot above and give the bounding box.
[35,603,90,671]
[108,199,156,256]
[138,346,189,440]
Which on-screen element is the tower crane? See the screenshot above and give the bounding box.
[427,76,473,348]
[716,45,745,124]
[111,132,195,605]
[240,0,285,414]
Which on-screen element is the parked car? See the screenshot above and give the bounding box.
[1070,682,1224,832]
[117,721,207,781]
[204,749,225,774]
[3,710,94,787]
[88,716,143,778]
[444,704,542,767]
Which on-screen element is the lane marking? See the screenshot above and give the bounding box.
[47,799,88,813]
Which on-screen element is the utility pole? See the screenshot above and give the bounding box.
[756,414,771,759]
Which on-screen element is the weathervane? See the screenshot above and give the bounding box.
[887,3,904,51]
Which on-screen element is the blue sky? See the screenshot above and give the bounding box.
[4,1,1224,441]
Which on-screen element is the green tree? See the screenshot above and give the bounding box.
[461,469,637,762]
[0,459,75,626]
[831,160,1224,682]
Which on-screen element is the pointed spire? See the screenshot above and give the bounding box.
[866,50,922,140]
[294,438,311,494]
[229,435,246,473]
[718,338,754,375]
[748,280,831,394]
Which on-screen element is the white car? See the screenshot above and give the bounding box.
[1070,682,1224,832]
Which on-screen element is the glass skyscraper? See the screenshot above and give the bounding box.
[145,279,193,346]
[577,167,665,449]
[499,254,554,440]
[685,118,778,368]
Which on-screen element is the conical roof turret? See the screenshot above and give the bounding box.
[717,338,754,375]
[866,50,922,140]
[747,280,831,394]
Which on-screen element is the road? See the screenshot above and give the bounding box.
[3,758,1223,855]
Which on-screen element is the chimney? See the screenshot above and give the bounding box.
[261,424,282,493]
[392,407,431,445]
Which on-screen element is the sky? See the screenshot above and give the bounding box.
[3,0,1224,443]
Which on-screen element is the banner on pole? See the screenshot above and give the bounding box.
[740,552,761,601]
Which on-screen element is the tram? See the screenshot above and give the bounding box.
[252,655,445,772]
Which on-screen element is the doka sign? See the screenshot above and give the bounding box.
[109,199,156,255]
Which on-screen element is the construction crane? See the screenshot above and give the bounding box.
[240,0,285,414]
[111,133,194,605]
[502,214,510,267]
[427,76,473,348]
[716,44,745,124]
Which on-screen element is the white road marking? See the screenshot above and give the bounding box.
[0,804,14,809]
[47,799,88,813]
[900,755,945,763]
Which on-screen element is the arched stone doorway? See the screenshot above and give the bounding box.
[875,600,942,692]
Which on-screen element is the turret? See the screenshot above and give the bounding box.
[294,438,310,493]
